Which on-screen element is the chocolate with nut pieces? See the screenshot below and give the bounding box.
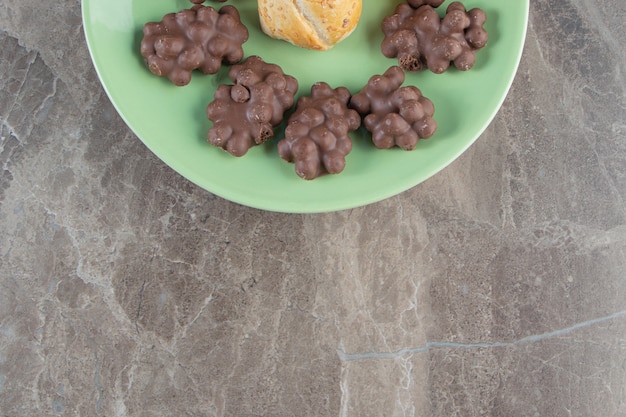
[381,1,488,73]
[407,0,445,7]
[278,83,361,180]
[140,5,248,86]
[351,66,437,150]
[206,56,298,156]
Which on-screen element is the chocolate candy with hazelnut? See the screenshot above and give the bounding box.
[140,4,248,86]
[381,1,488,73]
[350,66,437,150]
[278,83,361,180]
[207,56,298,156]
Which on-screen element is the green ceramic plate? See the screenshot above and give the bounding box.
[82,0,529,213]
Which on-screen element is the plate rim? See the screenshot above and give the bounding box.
[81,0,530,213]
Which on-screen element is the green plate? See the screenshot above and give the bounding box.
[82,0,529,213]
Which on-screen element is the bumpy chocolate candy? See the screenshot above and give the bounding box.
[207,56,298,156]
[350,66,436,150]
[381,2,488,73]
[140,5,248,86]
[407,0,445,7]
[278,83,361,180]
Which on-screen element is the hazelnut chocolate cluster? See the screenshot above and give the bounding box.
[206,56,299,156]
[140,4,248,86]
[137,0,494,180]
[381,1,488,73]
[207,66,439,179]
[277,83,361,180]
[406,0,445,8]
[351,66,437,150]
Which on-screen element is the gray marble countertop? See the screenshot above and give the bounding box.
[1,1,625,416]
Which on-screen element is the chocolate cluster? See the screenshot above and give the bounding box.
[206,56,298,156]
[278,83,361,180]
[140,5,248,86]
[381,1,488,73]
[406,0,445,7]
[351,66,436,150]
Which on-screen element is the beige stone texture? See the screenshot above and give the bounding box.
[1,0,625,416]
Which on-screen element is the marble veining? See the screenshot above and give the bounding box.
[1,0,625,416]
[338,309,626,362]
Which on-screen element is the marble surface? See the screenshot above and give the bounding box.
[1,0,625,416]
